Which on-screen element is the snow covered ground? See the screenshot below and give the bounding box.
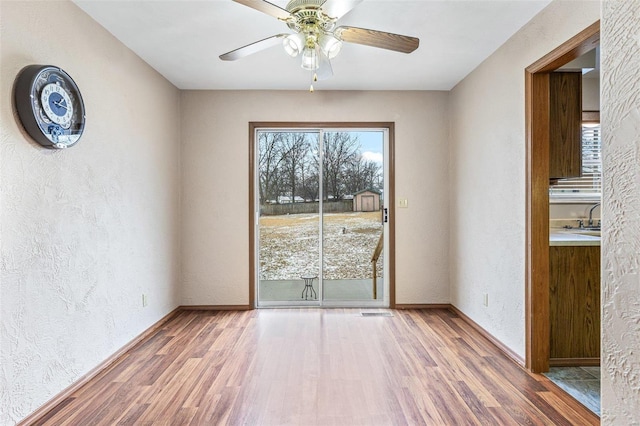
[259,211,384,280]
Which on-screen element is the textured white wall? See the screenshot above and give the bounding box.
[601,0,640,423]
[180,90,450,306]
[0,2,181,424]
[448,0,600,358]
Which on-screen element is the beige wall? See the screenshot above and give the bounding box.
[583,75,600,111]
[601,0,640,422]
[550,202,601,222]
[0,2,181,423]
[180,90,450,306]
[449,0,600,358]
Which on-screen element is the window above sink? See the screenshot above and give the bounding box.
[550,114,601,203]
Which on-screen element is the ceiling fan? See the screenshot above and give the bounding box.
[219,0,420,90]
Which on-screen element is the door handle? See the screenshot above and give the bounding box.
[383,207,388,223]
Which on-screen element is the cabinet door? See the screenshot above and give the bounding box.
[549,72,582,179]
[549,245,600,361]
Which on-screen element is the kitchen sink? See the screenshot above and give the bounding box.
[564,229,601,237]
[575,230,601,237]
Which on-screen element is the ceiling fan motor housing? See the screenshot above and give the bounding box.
[285,0,336,35]
[285,0,325,13]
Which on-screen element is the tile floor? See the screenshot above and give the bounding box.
[544,366,600,415]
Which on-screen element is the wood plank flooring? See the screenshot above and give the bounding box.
[33,309,599,425]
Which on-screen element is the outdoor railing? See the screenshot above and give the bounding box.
[371,232,384,299]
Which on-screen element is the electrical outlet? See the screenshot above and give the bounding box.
[483,293,489,307]
[142,294,148,307]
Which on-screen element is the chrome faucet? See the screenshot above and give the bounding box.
[588,202,601,227]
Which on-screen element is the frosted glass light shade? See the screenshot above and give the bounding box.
[283,34,304,57]
[319,34,342,59]
[301,47,319,70]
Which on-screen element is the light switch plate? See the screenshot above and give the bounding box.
[398,198,408,208]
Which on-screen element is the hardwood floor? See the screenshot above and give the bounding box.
[33,309,598,425]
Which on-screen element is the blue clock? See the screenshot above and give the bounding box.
[14,65,86,149]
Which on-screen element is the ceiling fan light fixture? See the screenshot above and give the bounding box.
[301,46,319,70]
[319,34,342,59]
[221,0,420,89]
[283,33,304,57]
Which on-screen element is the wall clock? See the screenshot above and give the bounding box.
[14,65,86,149]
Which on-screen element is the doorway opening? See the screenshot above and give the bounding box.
[525,20,600,373]
[249,122,396,308]
[525,21,600,415]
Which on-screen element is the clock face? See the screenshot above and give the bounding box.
[41,83,74,128]
[14,65,86,149]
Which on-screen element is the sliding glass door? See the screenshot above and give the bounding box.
[255,127,388,307]
[321,131,385,303]
[257,130,321,304]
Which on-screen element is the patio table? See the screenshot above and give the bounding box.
[301,276,317,300]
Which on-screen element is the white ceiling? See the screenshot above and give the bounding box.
[73,0,552,91]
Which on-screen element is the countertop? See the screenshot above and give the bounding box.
[550,229,601,246]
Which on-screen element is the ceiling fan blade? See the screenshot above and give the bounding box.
[335,26,419,53]
[220,34,289,61]
[320,0,363,19]
[316,48,333,81]
[232,0,291,20]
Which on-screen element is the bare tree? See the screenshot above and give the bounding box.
[344,154,382,195]
[299,149,319,202]
[280,133,311,203]
[259,132,317,204]
[259,130,382,206]
[322,132,360,201]
[258,132,285,204]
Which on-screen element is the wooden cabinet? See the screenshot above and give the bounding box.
[549,72,582,180]
[549,245,600,364]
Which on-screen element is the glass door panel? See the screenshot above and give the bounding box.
[257,130,321,305]
[322,131,385,303]
[256,127,388,307]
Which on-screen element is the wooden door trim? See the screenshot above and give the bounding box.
[525,21,600,373]
[249,122,396,308]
